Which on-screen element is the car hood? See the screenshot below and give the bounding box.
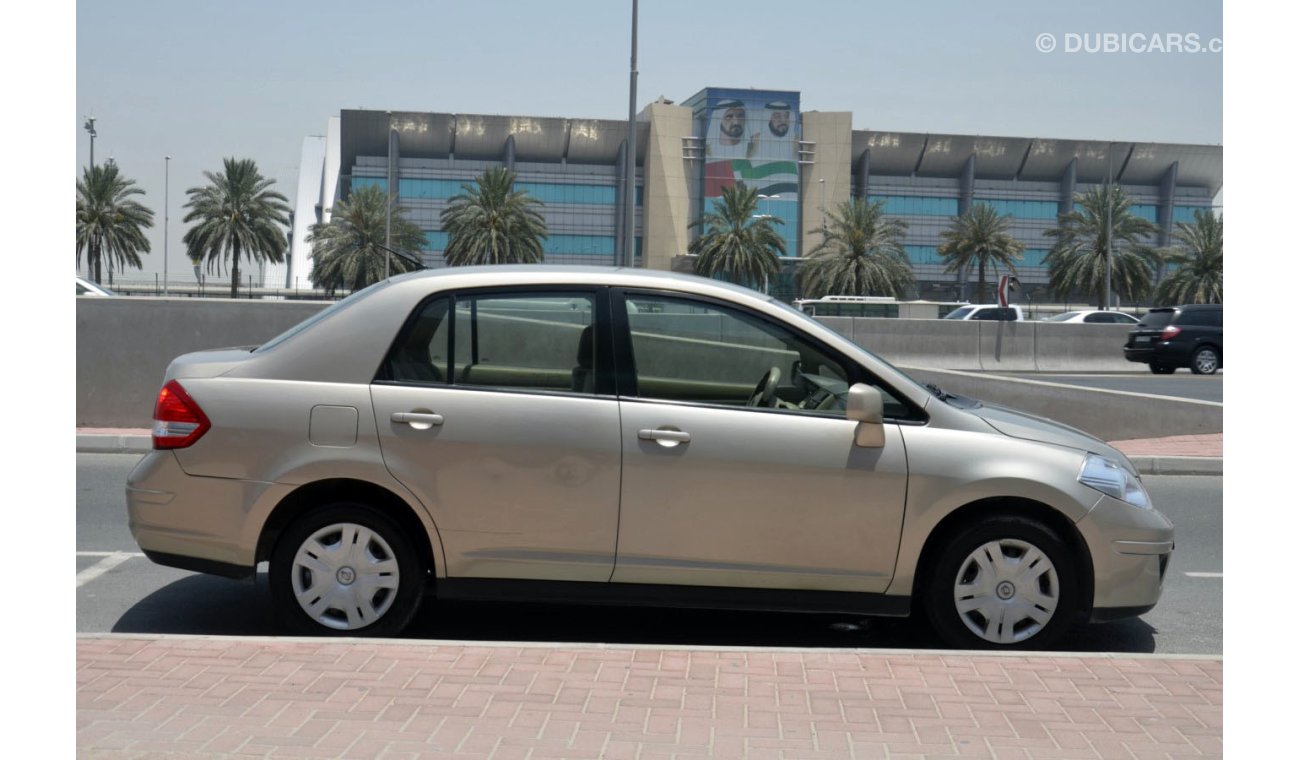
[965,402,1134,468]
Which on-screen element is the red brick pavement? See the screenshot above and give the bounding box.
[77,635,1222,759]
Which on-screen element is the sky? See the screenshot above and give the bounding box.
[75,0,1223,281]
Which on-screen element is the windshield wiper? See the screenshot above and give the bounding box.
[925,383,953,400]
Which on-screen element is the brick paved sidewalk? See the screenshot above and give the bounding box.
[77,635,1222,759]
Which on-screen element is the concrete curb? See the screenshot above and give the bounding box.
[76,434,152,454]
[77,434,1224,475]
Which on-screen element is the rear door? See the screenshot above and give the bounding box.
[370,287,623,583]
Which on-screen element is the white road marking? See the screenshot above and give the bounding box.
[76,551,143,587]
[1185,572,1223,578]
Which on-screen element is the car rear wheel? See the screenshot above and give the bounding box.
[924,516,1079,650]
[1190,347,1220,375]
[1149,364,1176,374]
[270,503,423,636]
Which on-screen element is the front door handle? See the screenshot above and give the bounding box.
[392,411,444,430]
[638,428,690,445]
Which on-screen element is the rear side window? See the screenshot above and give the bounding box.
[972,308,1017,321]
[452,293,597,395]
[1139,310,1175,329]
[385,297,451,383]
[1176,309,1222,328]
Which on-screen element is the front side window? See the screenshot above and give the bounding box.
[622,293,914,418]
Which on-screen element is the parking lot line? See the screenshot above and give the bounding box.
[76,551,143,587]
[1185,571,1224,578]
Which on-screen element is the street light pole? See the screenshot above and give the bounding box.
[1104,143,1114,311]
[623,0,639,268]
[84,116,96,170]
[164,156,171,296]
[385,111,393,280]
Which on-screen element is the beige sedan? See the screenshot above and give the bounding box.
[128,266,1172,649]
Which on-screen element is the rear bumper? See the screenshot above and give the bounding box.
[126,451,291,577]
[1124,341,1191,366]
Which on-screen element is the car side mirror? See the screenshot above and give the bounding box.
[846,383,885,448]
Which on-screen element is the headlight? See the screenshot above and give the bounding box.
[1078,454,1151,508]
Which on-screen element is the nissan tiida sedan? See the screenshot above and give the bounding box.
[127,267,1172,649]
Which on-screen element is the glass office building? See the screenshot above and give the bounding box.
[283,87,1221,303]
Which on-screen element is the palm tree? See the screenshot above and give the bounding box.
[307,184,427,293]
[440,167,547,265]
[1154,209,1222,305]
[1043,186,1160,307]
[799,199,913,299]
[688,183,784,290]
[937,202,1024,303]
[76,163,154,284]
[182,158,291,298]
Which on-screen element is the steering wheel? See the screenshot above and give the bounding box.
[747,366,782,407]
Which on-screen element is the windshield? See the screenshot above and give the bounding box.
[255,280,392,353]
[943,306,974,320]
[1043,312,1079,322]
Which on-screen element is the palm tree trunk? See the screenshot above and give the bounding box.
[231,242,241,299]
[93,241,102,284]
[977,258,986,303]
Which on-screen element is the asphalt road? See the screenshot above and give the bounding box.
[1003,372,1223,403]
[78,453,1222,654]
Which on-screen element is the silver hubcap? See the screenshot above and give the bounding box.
[1195,350,1217,373]
[291,523,400,630]
[953,538,1059,644]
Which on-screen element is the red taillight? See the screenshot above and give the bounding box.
[1161,325,1182,340]
[152,380,211,450]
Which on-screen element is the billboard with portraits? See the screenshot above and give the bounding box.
[686,88,801,258]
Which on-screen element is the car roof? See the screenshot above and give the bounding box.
[386,265,775,305]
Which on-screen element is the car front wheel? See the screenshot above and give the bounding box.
[1190,347,1220,375]
[270,503,423,636]
[925,516,1079,649]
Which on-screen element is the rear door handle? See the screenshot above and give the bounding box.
[638,428,690,444]
[392,412,444,429]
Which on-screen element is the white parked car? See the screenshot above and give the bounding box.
[1042,310,1140,325]
[942,304,1024,321]
[77,277,115,297]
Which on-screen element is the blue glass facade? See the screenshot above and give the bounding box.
[868,195,960,216]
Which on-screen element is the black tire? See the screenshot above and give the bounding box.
[1149,364,1176,374]
[924,515,1080,650]
[270,502,423,636]
[1190,346,1220,375]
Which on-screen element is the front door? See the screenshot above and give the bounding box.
[610,291,910,593]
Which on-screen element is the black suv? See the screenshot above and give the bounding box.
[1123,304,1222,374]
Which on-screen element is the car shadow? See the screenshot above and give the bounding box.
[112,574,1160,654]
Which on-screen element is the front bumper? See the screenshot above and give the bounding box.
[1075,496,1175,621]
[126,451,292,577]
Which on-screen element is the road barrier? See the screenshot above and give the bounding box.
[77,299,1213,437]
